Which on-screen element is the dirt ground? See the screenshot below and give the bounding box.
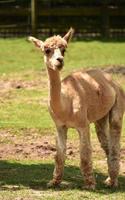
[102,65,125,75]
[0,128,125,173]
[0,65,125,92]
[0,129,80,160]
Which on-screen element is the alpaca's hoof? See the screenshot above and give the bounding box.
[47,180,61,188]
[104,177,118,188]
[83,183,96,190]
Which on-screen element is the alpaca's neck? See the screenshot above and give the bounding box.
[47,67,62,112]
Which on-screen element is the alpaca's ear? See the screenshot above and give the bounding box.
[63,27,74,43]
[28,36,44,49]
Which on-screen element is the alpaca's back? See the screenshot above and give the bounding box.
[62,69,123,122]
[106,76,125,114]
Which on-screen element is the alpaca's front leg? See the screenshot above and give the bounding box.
[48,125,67,187]
[78,126,95,190]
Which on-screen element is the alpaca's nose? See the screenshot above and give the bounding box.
[57,57,63,63]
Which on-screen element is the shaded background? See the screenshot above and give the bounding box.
[0,0,125,39]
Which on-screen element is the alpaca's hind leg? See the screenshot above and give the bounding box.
[105,106,123,187]
[95,114,109,157]
[48,126,67,187]
[78,125,95,190]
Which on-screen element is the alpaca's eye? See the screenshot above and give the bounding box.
[61,48,66,55]
[45,48,51,54]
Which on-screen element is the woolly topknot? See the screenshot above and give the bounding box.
[44,35,67,49]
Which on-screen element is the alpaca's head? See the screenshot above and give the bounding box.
[29,28,74,71]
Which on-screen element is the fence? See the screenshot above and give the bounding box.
[0,0,125,38]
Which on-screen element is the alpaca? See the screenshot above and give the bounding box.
[29,28,125,189]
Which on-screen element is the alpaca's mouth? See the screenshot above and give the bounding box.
[56,64,63,70]
[55,61,64,70]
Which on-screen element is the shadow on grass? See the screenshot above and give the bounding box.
[0,160,124,194]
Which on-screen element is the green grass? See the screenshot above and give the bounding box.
[0,38,125,75]
[0,38,125,129]
[0,38,42,74]
[0,38,125,199]
[0,159,125,200]
[0,103,52,128]
[0,89,52,129]
[65,40,125,72]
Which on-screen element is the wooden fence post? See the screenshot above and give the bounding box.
[31,0,37,36]
[101,0,110,38]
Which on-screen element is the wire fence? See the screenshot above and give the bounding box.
[0,0,125,38]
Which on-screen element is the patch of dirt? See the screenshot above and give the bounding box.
[0,129,125,175]
[0,65,125,93]
[0,129,79,160]
[0,70,47,92]
[0,129,54,160]
[102,65,125,75]
[0,78,47,91]
[0,70,48,106]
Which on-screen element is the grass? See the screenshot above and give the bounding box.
[0,38,125,129]
[65,40,125,72]
[0,158,125,200]
[0,38,125,199]
[0,38,125,75]
[0,38,42,74]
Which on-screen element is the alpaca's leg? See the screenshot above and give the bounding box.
[78,125,95,189]
[95,114,109,157]
[48,126,67,187]
[105,105,123,187]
